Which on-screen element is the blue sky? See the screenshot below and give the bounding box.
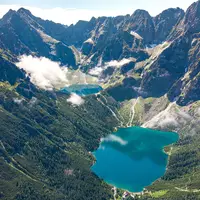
[0,0,196,24]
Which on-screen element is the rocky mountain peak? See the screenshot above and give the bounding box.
[0,9,17,25]
[3,9,16,16]
[169,0,200,40]
[1,7,33,27]
[131,9,151,18]
[154,7,185,43]
[183,0,200,33]
[154,7,184,23]
[127,9,155,44]
[17,7,32,16]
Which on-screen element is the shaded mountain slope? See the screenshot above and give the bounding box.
[0,76,119,200]
[0,9,76,68]
[0,6,185,69]
[105,1,200,106]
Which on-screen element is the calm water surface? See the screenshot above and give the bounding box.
[91,126,179,192]
[61,84,102,96]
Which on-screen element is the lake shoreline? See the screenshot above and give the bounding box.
[90,126,179,196]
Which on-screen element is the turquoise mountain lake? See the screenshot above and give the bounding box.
[91,126,179,192]
[61,84,102,96]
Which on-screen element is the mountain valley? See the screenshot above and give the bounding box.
[1,1,200,199]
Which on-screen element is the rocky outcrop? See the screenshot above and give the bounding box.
[169,1,200,40]
[183,0,200,34]
[141,35,190,97]
[154,8,184,43]
[168,33,200,105]
[0,8,76,68]
[0,55,25,85]
[125,10,155,44]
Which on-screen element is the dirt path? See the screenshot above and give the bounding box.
[127,98,139,127]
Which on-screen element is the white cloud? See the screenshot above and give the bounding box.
[101,134,128,145]
[89,67,104,76]
[195,107,200,117]
[16,55,69,90]
[67,93,85,106]
[0,5,134,25]
[89,58,133,77]
[106,58,133,68]
[15,55,98,90]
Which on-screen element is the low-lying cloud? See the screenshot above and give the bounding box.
[16,55,69,90]
[16,55,98,90]
[106,58,132,68]
[89,67,104,76]
[101,134,128,146]
[89,58,133,77]
[67,93,85,106]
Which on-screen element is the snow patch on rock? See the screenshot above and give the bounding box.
[130,31,143,40]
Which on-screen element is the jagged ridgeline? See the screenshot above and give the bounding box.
[1,1,200,199]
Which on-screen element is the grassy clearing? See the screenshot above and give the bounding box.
[151,190,168,198]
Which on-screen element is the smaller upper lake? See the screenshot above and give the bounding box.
[91,127,179,192]
[61,84,102,96]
